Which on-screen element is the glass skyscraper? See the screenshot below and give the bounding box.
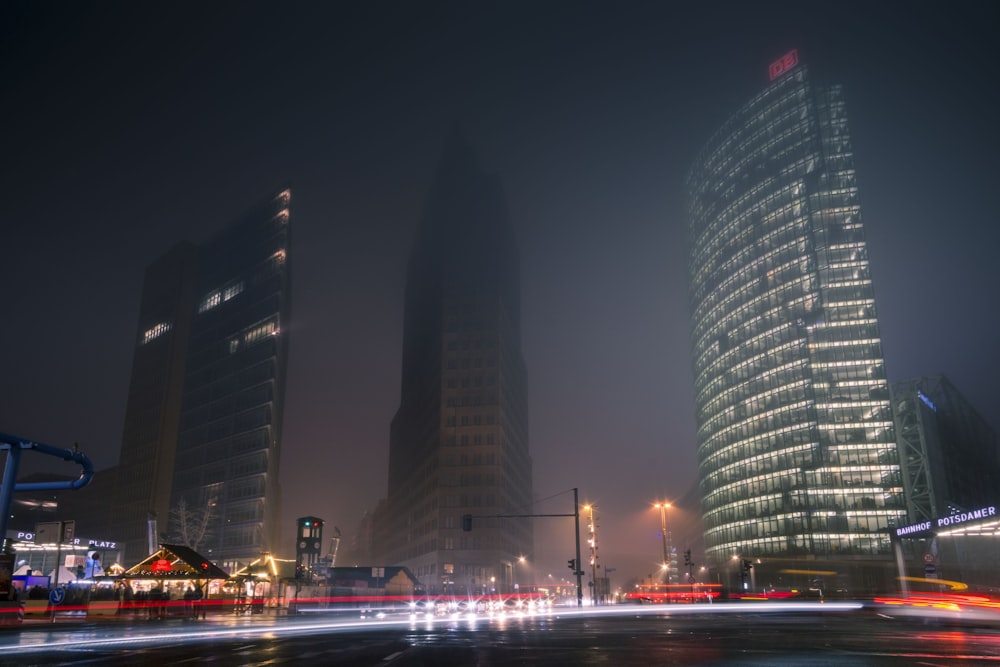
[170,189,292,571]
[110,189,291,570]
[686,53,907,581]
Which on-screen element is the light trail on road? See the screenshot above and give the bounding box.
[5,601,862,655]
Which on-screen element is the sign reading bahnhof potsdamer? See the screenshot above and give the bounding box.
[894,505,997,538]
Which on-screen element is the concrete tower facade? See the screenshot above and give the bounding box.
[378,133,532,595]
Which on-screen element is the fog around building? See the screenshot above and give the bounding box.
[2,1,998,582]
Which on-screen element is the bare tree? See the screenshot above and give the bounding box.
[169,497,216,552]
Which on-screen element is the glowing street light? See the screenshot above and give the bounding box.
[583,503,598,605]
[653,502,671,583]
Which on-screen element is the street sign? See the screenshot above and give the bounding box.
[49,587,65,605]
[923,552,935,564]
[924,564,937,575]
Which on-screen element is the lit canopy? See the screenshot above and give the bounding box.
[123,544,230,580]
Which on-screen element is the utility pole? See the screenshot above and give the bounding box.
[463,487,584,607]
[574,488,583,608]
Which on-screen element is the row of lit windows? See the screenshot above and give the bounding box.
[697,243,811,337]
[704,475,905,516]
[701,379,809,443]
[198,281,245,314]
[699,317,805,389]
[693,181,802,272]
[693,180,805,276]
[691,194,810,295]
[706,458,900,497]
[703,99,811,197]
[699,389,808,443]
[702,92,808,180]
[809,342,883,367]
[707,525,900,559]
[694,271,812,357]
[141,321,172,345]
[695,70,807,178]
[700,421,813,469]
[693,229,809,315]
[705,509,903,543]
[695,322,805,404]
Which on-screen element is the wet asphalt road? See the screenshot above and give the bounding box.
[4,603,1000,666]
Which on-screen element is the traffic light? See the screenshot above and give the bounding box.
[295,564,304,580]
[742,559,753,572]
[568,558,576,571]
[684,549,692,566]
[462,514,473,531]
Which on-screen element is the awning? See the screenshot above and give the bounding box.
[123,544,230,580]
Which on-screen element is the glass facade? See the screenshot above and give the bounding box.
[170,189,292,571]
[686,64,906,568]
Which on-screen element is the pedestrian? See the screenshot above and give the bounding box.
[183,585,194,617]
[194,583,206,619]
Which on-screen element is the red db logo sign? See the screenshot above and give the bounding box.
[769,49,799,80]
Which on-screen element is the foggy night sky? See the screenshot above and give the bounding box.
[2,1,998,582]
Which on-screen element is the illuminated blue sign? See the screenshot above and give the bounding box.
[894,505,997,538]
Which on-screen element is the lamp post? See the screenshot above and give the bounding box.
[583,503,598,606]
[654,502,671,584]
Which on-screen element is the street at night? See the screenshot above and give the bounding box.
[3,2,1000,665]
[5,603,1000,666]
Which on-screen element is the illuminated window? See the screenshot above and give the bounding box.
[243,319,276,346]
[223,282,244,301]
[141,322,172,345]
[198,281,244,314]
[198,291,221,313]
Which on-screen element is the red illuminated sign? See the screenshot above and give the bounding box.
[769,49,799,80]
[151,559,172,573]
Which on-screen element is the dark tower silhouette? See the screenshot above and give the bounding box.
[109,189,292,569]
[377,131,533,595]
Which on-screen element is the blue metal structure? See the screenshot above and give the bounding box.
[0,432,95,542]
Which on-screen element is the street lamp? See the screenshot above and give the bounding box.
[514,556,526,593]
[653,502,671,584]
[583,504,598,605]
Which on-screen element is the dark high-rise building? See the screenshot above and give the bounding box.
[891,376,1000,587]
[891,375,1000,521]
[377,133,532,594]
[686,52,907,584]
[108,242,199,561]
[110,190,291,569]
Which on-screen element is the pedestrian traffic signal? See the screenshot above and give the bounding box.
[568,558,576,571]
